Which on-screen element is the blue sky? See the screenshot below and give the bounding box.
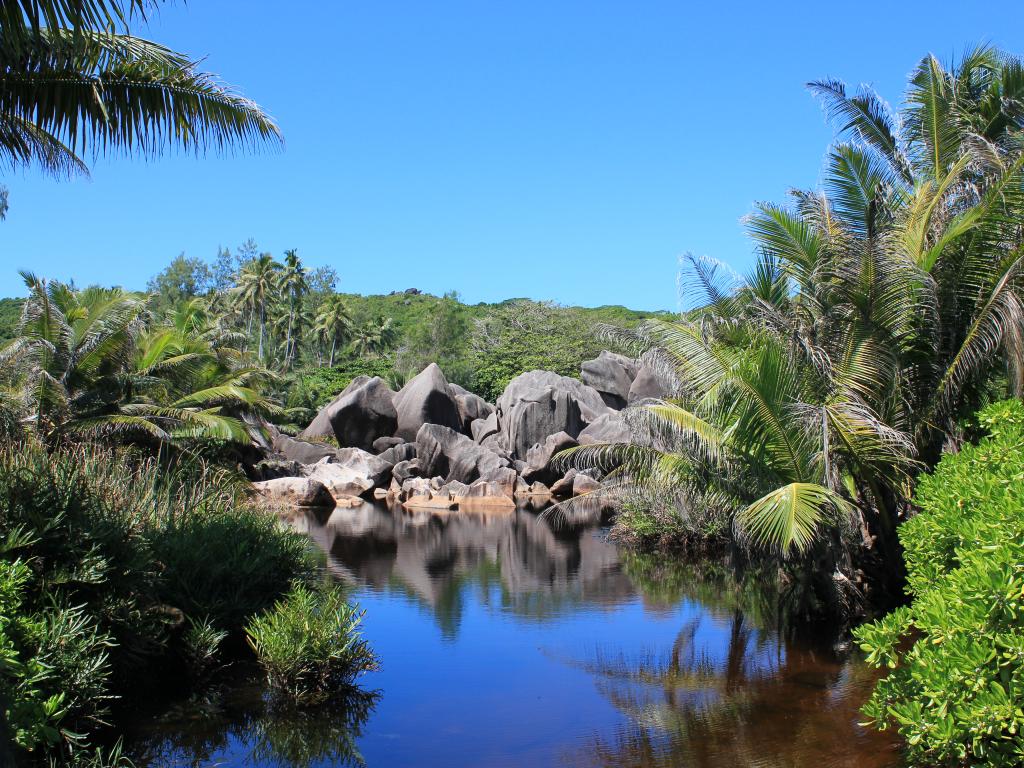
[3,1,1023,310]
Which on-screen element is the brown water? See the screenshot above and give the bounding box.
[124,501,904,768]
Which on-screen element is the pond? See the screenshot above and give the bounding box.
[124,502,904,768]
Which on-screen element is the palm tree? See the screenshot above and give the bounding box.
[232,254,282,363]
[279,249,308,368]
[313,295,352,367]
[350,316,396,358]
[565,48,1024,582]
[0,1,281,177]
[0,275,279,444]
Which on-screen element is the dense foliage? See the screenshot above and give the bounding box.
[856,399,1024,767]
[564,47,1024,615]
[0,442,317,761]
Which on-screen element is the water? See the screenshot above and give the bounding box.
[125,502,904,768]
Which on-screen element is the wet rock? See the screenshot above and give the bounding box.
[300,376,398,452]
[253,477,334,507]
[415,423,509,485]
[394,363,462,440]
[581,351,638,409]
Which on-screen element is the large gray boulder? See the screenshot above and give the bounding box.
[253,477,334,507]
[378,442,416,466]
[449,383,495,433]
[301,448,393,500]
[300,376,398,452]
[415,423,509,485]
[495,370,608,459]
[628,364,670,404]
[273,434,336,465]
[581,351,639,409]
[393,363,462,440]
[523,431,578,485]
[471,412,500,444]
[577,411,631,445]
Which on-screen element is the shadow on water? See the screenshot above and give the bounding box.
[123,501,903,768]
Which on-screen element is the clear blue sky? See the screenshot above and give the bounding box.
[2,1,1023,310]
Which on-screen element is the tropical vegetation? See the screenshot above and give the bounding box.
[563,46,1024,617]
[856,399,1024,767]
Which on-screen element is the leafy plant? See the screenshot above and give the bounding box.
[856,399,1024,767]
[246,584,379,705]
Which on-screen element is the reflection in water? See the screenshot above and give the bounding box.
[284,502,633,637]
[127,685,379,768]
[124,502,903,768]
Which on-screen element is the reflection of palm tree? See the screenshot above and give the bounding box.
[565,612,897,768]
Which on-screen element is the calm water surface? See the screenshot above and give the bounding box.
[126,502,904,768]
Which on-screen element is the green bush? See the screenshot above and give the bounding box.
[856,398,1024,767]
[246,584,379,705]
[0,441,315,761]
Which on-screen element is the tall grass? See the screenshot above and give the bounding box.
[0,441,317,763]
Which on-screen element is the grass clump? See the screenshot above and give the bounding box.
[855,399,1024,767]
[0,441,318,763]
[246,584,379,705]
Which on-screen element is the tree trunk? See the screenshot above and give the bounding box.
[329,337,336,367]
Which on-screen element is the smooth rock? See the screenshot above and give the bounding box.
[372,436,405,454]
[549,469,578,498]
[572,474,601,495]
[471,412,500,444]
[450,384,495,433]
[273,434,336,465]
[392,458,422,484]
[300,376,398,452]
[581,351,638,409]
[523,431,578,485]
[378,442,416,466]
[628,364,670,404]
[495,370,608,459]
[393,363,462,440]
[253,477,334,507]
[415,423,509,485]
[302,461,375,500]
[577,412,631,445]
[252,459,302,481]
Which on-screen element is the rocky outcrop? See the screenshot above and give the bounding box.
[254,477,334,507]
[450,383,495,433]
[394,363,462,440]
[581,351,639,409]
[415,424,509,485]
[372,436,405,454]
[577,411,631,445]
[273,434,337,465]
[252,458,303,481]
[300,376,398,452]
[471,412,499,444]
[495,371,608,459]
[378,442,416,466]
[628,364,669,404]
[301,448,392,501]
[522,431,578,485]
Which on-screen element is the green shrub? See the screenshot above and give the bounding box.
[246,584,379,705]
[856,398,1024,767]
[0,441,316,761]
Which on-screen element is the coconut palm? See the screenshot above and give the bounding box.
[232,253,283,363]
[279,249,308,368]
[313,295,353,367]
[0,1,281,176]
[0,276,279,444]
[565,48,1024,573]
[351,316,397,358]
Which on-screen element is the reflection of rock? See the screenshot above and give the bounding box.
[283,501,634,632]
